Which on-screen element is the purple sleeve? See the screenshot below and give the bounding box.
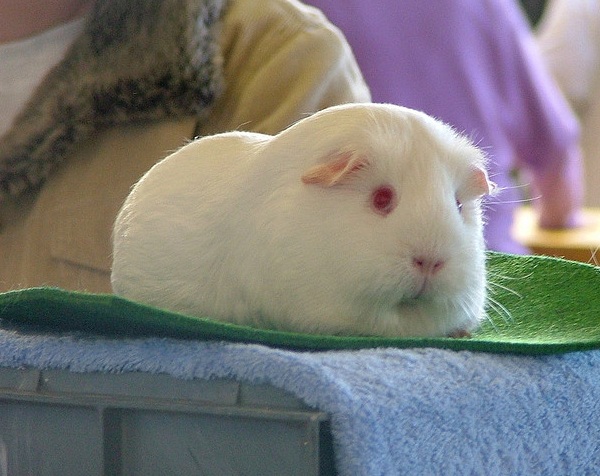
[491,0,580,172]
[306,0,579,173]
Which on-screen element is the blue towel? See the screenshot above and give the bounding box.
[0,328,599,475]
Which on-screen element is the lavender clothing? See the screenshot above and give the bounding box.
[308,0,580,253]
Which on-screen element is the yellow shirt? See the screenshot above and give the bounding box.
[0,0,370,292]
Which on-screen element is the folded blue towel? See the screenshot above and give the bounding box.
[1,328,599,475]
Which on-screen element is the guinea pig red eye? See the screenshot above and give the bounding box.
[371,186,396,216]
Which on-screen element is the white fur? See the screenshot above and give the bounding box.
[111,103,491,337]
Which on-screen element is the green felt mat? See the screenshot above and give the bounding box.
[1,252,599,354]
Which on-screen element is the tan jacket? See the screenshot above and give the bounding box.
[0,0,370,293]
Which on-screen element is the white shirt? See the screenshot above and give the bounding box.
[0,17,85,139]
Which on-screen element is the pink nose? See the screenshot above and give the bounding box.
[412,257,445,276]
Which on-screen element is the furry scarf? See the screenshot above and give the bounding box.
[0,0,226,197]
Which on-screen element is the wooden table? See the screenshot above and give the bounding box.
[512,207,600,264]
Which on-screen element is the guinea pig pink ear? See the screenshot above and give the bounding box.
[301,150,369,187]
[469,166,495,197]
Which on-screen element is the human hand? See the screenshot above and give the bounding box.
[533,144,584,229]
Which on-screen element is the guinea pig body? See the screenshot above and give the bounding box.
[111,103,492,337]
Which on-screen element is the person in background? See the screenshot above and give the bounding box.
[0,0,370,293]
[306,0,583,253]
[536,0,600,207]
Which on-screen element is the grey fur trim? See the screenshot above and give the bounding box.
[0,0,226,197]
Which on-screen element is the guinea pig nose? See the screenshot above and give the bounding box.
[412,257,445,276]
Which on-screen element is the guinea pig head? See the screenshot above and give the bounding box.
[296,109,493,337]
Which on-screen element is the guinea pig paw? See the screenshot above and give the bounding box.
[447,329,471,339]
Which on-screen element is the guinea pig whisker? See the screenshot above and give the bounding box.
[482,307,501,332]
[588,247,599,267]
[487,269,533,281]
[486,296,513,330]
[487,196,539,206]
[482,180,539,206]
[486,279,522,299]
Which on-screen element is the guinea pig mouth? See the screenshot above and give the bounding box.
[397,278,445,308]
[410,278,433,300]
[398,292,431,307]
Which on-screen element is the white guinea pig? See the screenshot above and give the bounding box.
[111,103,493,338]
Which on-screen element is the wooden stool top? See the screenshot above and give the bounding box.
[512,207,600,264]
